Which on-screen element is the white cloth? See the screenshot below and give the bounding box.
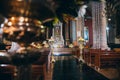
[0,28,3,34]
[8,42,20,54]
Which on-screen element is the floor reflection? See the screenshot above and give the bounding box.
[52,55,110,80]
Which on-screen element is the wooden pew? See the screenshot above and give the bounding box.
[89,49,101,67]
[32,48,50,80]
[95,50,120,69]
[0,48,50,80]
[83,48,120,69]
[0,64,15,80]
[83,48,90,64]
[72,48,80,58]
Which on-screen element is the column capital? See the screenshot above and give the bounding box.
[100,0,106,2]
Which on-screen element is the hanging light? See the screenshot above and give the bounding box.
[0,0,46,45]
[3,17,43,45]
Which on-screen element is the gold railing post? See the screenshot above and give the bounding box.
[78,37,85,62]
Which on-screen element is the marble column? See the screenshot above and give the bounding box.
[91,1,109,50]
[0,28,3,42]
[100,1,109,50]
[91,1,100,49]
[70,20,77,42]
[64,21,70,46]
[46,27,49,40]
[76,17,84,42]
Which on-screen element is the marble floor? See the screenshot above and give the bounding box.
[1,57,118,80]
[45,67,120,80]
[44,57,120,80]
[98,68,120,80]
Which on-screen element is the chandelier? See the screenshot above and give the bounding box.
[3,17,42,45]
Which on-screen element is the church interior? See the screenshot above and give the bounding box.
[0,0,120,80]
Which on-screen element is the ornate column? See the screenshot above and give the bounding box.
[65,21,70,46]
[100,1,109,50]
[91,1,100,49]
[91,1,109,50]
[70,20,77,43]
[46,27,50,40]
[0,28,3,42]
[76,17,84,41]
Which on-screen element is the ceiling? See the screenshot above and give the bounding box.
[0,0,55,21]
[0,0,119,28]
[105,0,120,20]
[0,0,84,27]
[105,0,120,37]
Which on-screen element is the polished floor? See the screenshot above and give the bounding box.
[0,57,120,80]
[45,65,120,80]
[44,55,120,80]
[98,68,120,80]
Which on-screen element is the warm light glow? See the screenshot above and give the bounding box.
[25,18,29,22]
[40,25,44,28]
[19,17,24,22]
[17,0,23,2]
[26,23,29,26]
[19,26,24,30]
[7,22,12,26]
[20,9,24,14]
[11,17,15,21]
[4,18,8,23]
[78,37,84,42]
[27,28,31,31]
[18,22,23,25]
[41,29,45,33]
[49,37,54,42]
[108,18,111,21]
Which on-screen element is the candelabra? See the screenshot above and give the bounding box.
[78,37,85,62]
[48,37,55,63]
